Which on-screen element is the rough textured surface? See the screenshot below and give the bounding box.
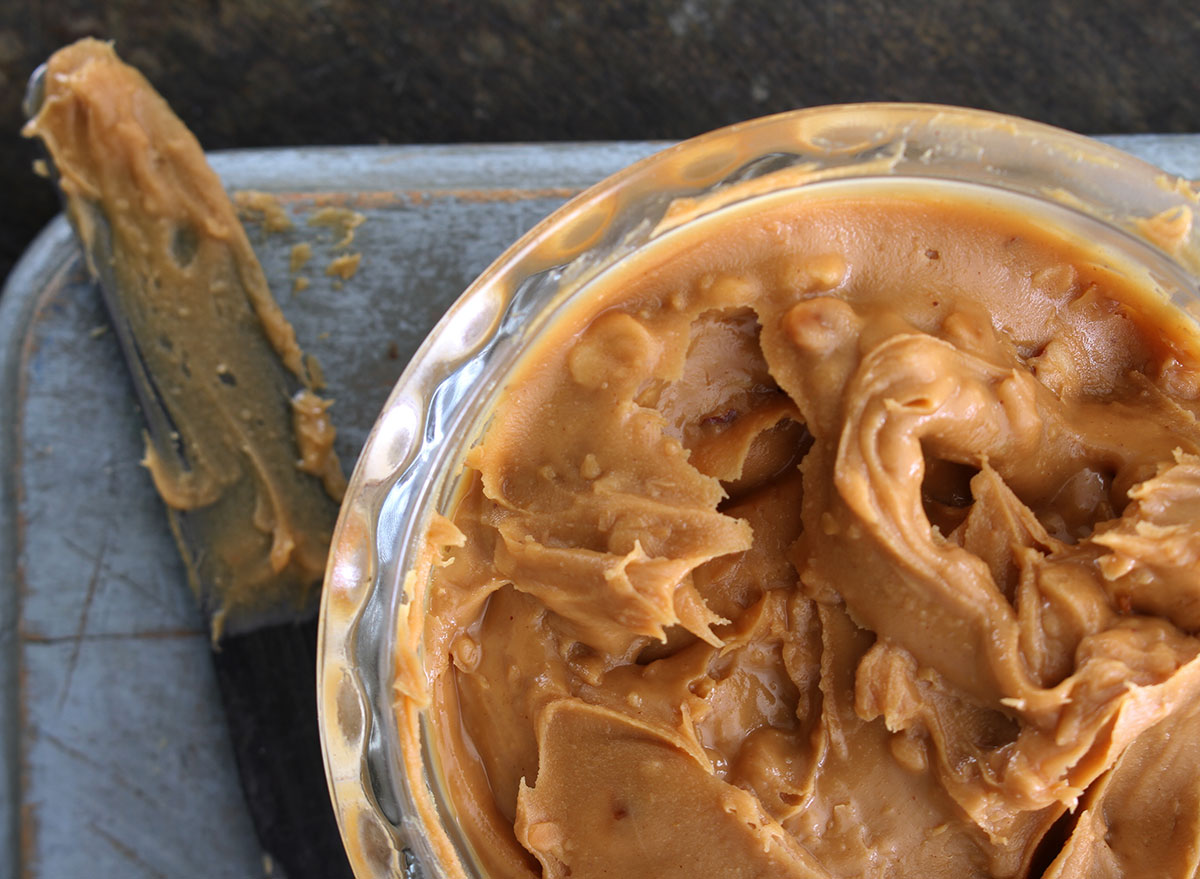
[3,0,1200,285]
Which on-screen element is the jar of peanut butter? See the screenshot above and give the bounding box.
[319,105,1200,879]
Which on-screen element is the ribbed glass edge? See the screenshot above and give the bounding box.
[316,104,1200,879]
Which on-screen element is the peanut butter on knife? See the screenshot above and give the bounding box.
[24,38,346,637]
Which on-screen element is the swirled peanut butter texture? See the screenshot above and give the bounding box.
[410,186,1200,879]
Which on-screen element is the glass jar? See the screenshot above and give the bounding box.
[316,104,1200,878]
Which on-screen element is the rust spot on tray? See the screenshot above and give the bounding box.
[22,628,206,644]
[259,187,583,211]
[20,801,39,879]
[405,186,582,205]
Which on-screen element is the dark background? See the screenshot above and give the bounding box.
[3,0,1200,288]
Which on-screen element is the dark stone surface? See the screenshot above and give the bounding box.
[4,0,1200,286]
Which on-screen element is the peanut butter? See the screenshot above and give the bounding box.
[408,183,1200,877]
[24,39,346,635]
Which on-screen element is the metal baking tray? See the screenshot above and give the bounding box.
[1,137,1197,878]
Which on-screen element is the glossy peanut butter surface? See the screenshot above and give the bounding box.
[409,187,1200,878]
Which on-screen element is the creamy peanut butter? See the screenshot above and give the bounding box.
[409,184,1200,878]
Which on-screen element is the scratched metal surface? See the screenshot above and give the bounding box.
[1,136,1198,879]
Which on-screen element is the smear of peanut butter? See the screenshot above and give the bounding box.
[234,189,294,234]
[308,206,366,249]
[291,389,347,502]
[290,241,313,273]
[412,190,1200,878]
[24,39,346,635]
[1134,205,1194,256]
[325,252,362,281]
